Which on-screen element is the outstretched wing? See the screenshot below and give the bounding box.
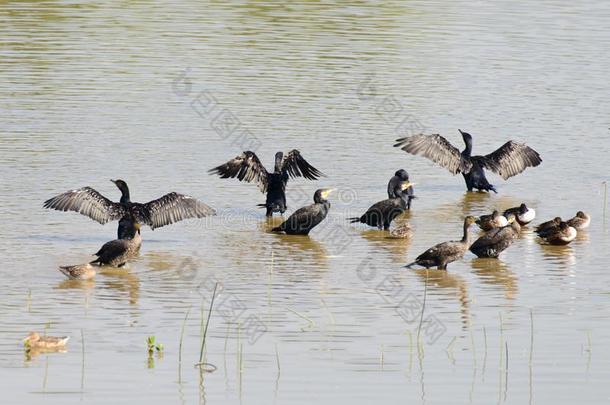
[208,151,269,193]
[394,134,472,174]
[43,187,126,224]
[280,150,325,180]
[138,193,216,230]
[473,141,542,180]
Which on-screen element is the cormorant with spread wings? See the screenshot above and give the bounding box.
[44,179,216,238]
[208,150,324,216]
[394,129,542,192]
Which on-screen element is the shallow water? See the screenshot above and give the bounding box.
[1,1,609,404]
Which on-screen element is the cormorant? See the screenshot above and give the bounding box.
[503,203,536,225]
[44,179,215,238]
[475,210,508,231]
[470,214,521,258]
[539,222,577,245]
[209,150,324,216]
[90,221,142,267]
[271,188,333,235]
[567,211,591,230]
[349,181,414,230]
[394,130,542,192]
[387,169,416,209]
[405,216,477,270]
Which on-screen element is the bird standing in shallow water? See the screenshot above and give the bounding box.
[349,181,415,230]
[394,130,541,192]
[271,188,333,235]
[387,169,416,209]
[209,150,324,217]
[470,214,521,258]
[44,179,215,238]
[406,216,477,270]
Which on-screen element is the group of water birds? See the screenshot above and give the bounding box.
[44,129,590,278]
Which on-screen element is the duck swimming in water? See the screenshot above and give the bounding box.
[394,130,541,192]
[44,180,215,239]
[271,188,333,235]
[476,210,508,231]
[503,203,536,225]
[23,332,69,350]
[349,181,414,230]
[567,211,591,230]
[470,214,521,258]
[405,216,477,270]
[209,150,324,217]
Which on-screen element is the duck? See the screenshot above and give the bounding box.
[503,203,536,225]
[405,216,477,270]
[535,217,562,234]
[23,332,69,350]
[476,210,508,231]
[58,263,96,280]
[469,214,521,258]
[540,222,577,245]
[566,211,591,230]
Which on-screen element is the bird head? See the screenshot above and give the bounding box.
[274,152,284,172]
[458,129,472,142]
[576,211,586,218]
[394,169,410,181]
[314,188,334,203]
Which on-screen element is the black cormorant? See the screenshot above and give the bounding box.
[405,216,477,270]
[349,181,414,230]
[475,210,508,231]
[503,203,536,225]
[567,211,591,230]
[470,214,521,258]
[387,169,416,209]
[394,130,542,192]
[44,179,215,238]
[271,188,333,235]
[209,150,324,216]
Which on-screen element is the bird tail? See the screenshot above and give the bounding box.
[489,185,498,193]
[271,226,282,232]
[256,204,267,208]
[404,262,417,269]
[348,217,361,223]
[89,258,100,265]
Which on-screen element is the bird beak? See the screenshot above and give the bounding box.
[321,189,335,199]
[110,179,116,184]
[134,223,141,230]
[458,129,465,135]
[401,182,415,190]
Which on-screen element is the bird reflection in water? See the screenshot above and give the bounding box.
[470,258,518,300]
[412,269,470,331]
[360,228,412,264]
[99,267,140,305]
[539,243,577,270]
